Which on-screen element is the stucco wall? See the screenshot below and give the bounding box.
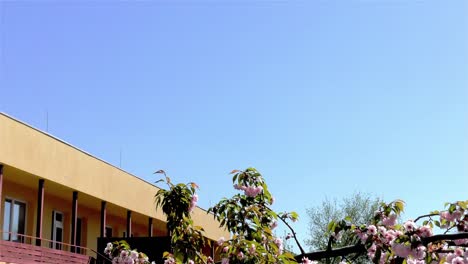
[0,113,228,241]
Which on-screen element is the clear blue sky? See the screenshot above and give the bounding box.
[1,1,467,252]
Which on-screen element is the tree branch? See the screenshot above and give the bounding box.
[414,213,438,223]
[294,232,468,261]
[277,214,306,256]
[295,244,366,261]
[422,232,468,245]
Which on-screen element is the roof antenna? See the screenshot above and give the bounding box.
[46,109,49,132]
[119,148,122,168]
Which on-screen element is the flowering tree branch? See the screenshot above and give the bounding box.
[295,243,366,261]
[414,213,439,223]
[293,233,468,262]
[276,211,306,255]
[422,232,468,245]
[104,168,468,264]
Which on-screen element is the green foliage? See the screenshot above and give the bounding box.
[154,171,209,263]
[208,168,297,264]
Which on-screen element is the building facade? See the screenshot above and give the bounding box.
[0,113,227,263]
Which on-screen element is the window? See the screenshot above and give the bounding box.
[51,211,63,249]
[2,199,26,242]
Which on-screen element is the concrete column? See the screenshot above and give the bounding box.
[35,179,45,246]
[0,165,3,224]
[126,210,132,238]
[71,191,78,252]
[100,201,107,237]
[148,217,153,237]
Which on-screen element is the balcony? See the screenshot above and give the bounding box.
[0,232,107,264]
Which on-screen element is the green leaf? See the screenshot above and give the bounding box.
[458,201,468,210]
[449,204,457,214]
[394,200,405,213]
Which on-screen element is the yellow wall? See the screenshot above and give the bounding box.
[2,178,170,258]
[0,113,228,241]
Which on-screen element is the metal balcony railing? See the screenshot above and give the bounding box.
[0,231,111,264]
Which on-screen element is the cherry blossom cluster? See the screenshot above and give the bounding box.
[216,234,288,263]
[162,255,213,264]
[188,193,198,213]
[211,169,300,264]
[234,183,264,197]
[330,200,468,264]
[104,242,153,264]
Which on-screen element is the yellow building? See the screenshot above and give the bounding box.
[0,113,227,263]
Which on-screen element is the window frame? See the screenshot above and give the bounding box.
[2,197,28,242]
[51,210,64,249]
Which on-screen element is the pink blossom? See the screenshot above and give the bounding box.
[237,251,244,260]
[392,243,411,258]
[164,257,175,264]
[244,185,263,197]
[451,256,464,264]
[378,226,387,233]
[382,214,397,226]
[221,258,229,264]
[223,246,229,253]
[302,257,318,264]
[188,194,198,212]
[382,230,396,244]
[379,252,387,264]
[274,238,284,254]
[367,225,377,235]
[411,245,426,260]
[417,225,433,238]
[446,253,456,263]
[217,237,225,246]
[403,220,417,232]
[270,221,278,230]
[355,230,368,243]
[406,259,425,264]
[130,250,138,260]
[440,211,462,222]
[452,211,463,221]
[454,248,464,257]
[367,243,377,259]
[120,250,129,258]
[454,239,468,245]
